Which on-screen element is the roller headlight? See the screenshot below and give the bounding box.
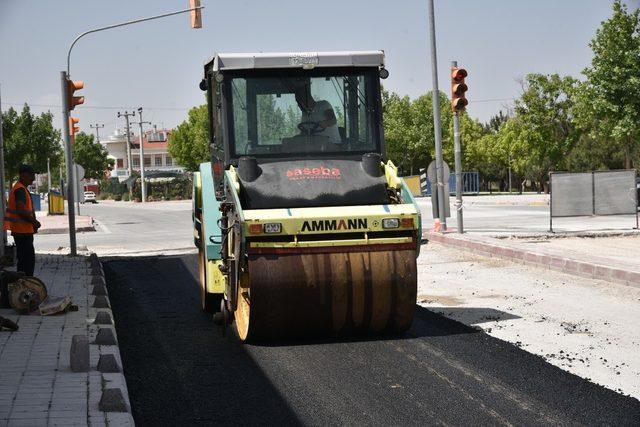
[382,218,400,229]
[263,223,282,234]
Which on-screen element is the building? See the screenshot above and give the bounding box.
[102,126,182,181]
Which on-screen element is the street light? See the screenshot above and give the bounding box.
[60,4,205,255]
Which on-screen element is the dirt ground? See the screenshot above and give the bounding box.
[417,242,640,400]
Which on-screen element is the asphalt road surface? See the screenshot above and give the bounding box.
[35,200,193,254]
[104,254,640,426]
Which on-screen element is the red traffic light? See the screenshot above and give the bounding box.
[450,67,468,112]
[67,79,84,111]
[451,68,468,82]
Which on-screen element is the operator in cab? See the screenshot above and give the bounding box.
[294,86,342,145]
[3,164,41,276]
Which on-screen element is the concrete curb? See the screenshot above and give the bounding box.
[84,255,135,425]
[426,231,640,288]
[38,224,96,235]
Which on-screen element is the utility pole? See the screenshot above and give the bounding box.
[508,153,512,194]
[47,158,52,192]
[451,60,464,234]
[117,111,135,176]
[74,163,80,216]
[133,108,151,203]
[90,123,105,143]
[0,84,6,258]
[427,0,447,231]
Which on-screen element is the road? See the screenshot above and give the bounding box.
[35,200,193,255]
[103,253,640,426]
[416,196,638,236]
[34,196,637,257]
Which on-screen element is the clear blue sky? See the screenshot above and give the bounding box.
[0,0,624,135]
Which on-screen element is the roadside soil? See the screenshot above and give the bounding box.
[418,242,640,399]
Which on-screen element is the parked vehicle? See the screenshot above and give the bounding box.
[83,191,97,204]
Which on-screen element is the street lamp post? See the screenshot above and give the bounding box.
[427,0,447,231]
[0,84,6,259]
[60,4,204,255]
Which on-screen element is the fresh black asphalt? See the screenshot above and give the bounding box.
[103,254,640,426]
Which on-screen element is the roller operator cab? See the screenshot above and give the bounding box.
[192,51,422,341]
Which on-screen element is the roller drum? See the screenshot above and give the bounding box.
[235,249,417,341]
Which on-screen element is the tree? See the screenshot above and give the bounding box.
[513,73,580,191]
[168,105,209,171]
[575,0,640,169]
[73,132,113,179]
[382,90,456,176]
[1,104,63,182]
[382,90,416,175]
[483,111,509,133]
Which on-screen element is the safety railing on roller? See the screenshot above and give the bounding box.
[419,171,480,196]
[549,170,639,232]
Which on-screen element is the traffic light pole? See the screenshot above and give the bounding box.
[60,71,77,256]
[0,84,7,258]
[452,61,464,234]
[427,0,447,231]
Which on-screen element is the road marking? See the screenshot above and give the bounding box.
[94,219,112,234]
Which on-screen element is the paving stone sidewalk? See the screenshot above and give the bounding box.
[0,254,133,426]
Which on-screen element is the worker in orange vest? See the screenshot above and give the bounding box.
[4,164,41,276]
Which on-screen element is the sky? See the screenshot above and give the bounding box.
[0,0,625,137]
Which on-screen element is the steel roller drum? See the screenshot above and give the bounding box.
[234,249,417,341]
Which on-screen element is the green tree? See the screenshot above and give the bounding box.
[168,105,210,171]
[73,132,113,179]
[513,73,580,191]
[575,0,640,169]
[382,90,416,174]
[1,104,63,181]
[382,90,456,176]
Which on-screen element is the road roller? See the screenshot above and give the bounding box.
[193,51,422,341]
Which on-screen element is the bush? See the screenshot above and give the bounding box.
[122,192,130,202]
[100,177,127,197]
[131,176,192,201]
[113,193,122,201]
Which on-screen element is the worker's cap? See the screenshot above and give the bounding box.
[18,164,36,174]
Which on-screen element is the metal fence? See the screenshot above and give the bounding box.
[419,171,480,196]
[549,170,638,232]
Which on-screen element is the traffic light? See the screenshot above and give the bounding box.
[190,0,202,29]
[69,117,80,137]
[451,67,468,112]
[66,79,85,111]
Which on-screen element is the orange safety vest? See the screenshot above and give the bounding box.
[3,181,35,234]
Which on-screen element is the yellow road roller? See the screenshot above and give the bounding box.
[193,51,422,341]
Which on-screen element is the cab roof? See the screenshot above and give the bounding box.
[205,50,385,72]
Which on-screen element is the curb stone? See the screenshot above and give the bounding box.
[426,231,640,288]
[85,254,134,424]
